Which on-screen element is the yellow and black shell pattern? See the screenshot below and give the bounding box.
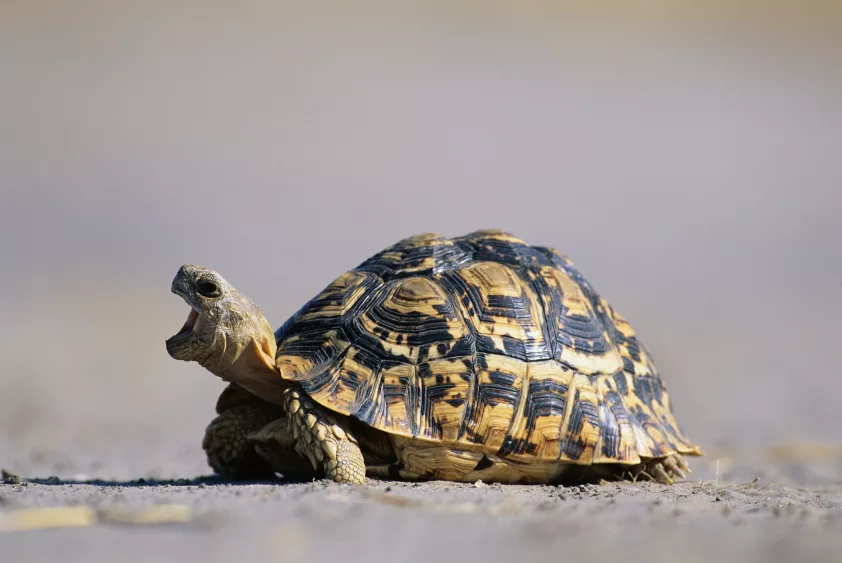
[275,230,700,466]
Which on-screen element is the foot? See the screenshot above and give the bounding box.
[247,418,319,481]
[202,401,282,480]
[622,454,692,484]
[284,388,366,484]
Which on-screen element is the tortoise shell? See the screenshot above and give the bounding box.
[274,230,699,465]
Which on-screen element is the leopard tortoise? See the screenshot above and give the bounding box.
[166,230,701,485]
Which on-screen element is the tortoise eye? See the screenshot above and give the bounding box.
[197,279,222,298]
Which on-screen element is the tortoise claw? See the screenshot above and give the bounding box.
[650,463,674,484]
[675,455,691,474]
[663,456,686,480]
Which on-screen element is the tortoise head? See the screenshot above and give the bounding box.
[166,265,285,405]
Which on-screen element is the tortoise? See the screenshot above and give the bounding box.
[165,230,701,485]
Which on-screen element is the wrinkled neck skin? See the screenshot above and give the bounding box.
[196,325,286,406]
[166,265,288,407]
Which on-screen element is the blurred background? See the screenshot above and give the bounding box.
[1,1,840,481]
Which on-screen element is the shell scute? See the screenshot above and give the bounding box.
[441,262,551,362]
[461,354,527,450]
[355,232,473,278]
[347,276,471,364]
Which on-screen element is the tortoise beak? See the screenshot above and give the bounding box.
[166,266,203,358]
[171,265,195,298]
[166,301,201,358]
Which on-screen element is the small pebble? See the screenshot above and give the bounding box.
[2,469,22,485]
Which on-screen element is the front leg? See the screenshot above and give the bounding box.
[283,388,367,484]
[203,384,317,481]
[202,401,281,480]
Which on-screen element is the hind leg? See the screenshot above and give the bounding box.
[615,454,692,484]
[647,453,691,483]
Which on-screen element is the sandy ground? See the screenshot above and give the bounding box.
[2,2,841,562]
[2,449,842,562]
[0,467,841,563]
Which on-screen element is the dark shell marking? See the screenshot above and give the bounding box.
[276,230,699,465]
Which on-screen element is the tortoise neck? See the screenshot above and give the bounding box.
[204,335,288,407]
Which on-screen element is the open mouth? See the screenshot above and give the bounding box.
[172,308,199,341]
[167,282,204,344]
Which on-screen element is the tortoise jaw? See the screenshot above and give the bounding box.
[166,279,210,360]
[166,303,202,359]
[168,278,198,341]
[171,308,199,341]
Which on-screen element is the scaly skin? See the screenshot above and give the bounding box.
[167,265,367,482]
[202,403,279,480]
[165,265,286,406]
[283,387,366,484]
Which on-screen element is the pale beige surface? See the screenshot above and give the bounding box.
[1,2,840,561]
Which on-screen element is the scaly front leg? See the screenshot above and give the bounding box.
[283,387,367,484]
